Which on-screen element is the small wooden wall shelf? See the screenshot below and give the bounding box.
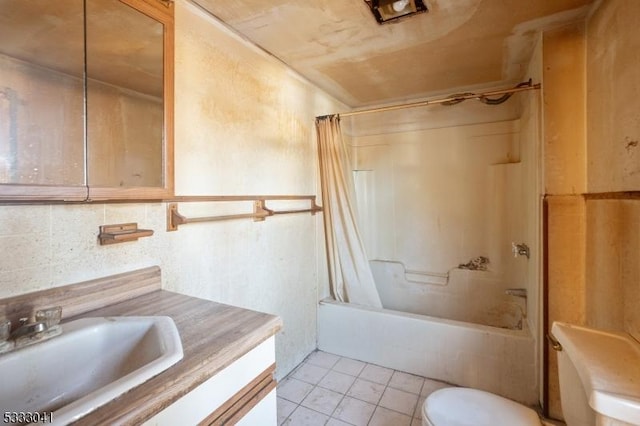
[98,223,154,245]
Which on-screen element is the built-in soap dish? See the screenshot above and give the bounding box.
[98,223,153,245]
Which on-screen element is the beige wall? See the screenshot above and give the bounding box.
[0,0,346,379]
[585,200,639,333]
[545,195,587,418]
[544,0,640,420]
[586,0,640,193]
[583,0,640,339]
[543,23,587,196]
[542,22,588,419]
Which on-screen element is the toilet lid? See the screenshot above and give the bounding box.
[423,388,540,426]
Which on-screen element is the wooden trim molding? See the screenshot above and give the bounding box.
[542,196,550,416]
[200,364,277,426]
[0,185,88,202]
[583,191,640,200]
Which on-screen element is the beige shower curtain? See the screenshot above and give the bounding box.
[316,115,383,308]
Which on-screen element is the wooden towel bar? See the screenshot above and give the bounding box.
[166,196,322,231]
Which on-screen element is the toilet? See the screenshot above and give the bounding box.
[421,321,640,426]
[421,387,540,426]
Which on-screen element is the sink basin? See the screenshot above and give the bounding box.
[0,316,183,425]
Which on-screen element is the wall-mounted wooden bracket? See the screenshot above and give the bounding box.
[253,200,272,222]
[167,203,185,231]
[98,223,154,245]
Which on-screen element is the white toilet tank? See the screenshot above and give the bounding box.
[551,322,640,426]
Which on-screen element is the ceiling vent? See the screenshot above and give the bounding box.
[364,0,428,24]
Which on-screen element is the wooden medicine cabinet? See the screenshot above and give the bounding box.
[0,0,174,201]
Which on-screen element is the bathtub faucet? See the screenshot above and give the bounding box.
[511,242,530,259]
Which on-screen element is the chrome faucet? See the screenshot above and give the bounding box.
[0,306,62,354]
[0,319,11,354]
[10,318,48,340]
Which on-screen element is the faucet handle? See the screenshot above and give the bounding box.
[35,306,62,328]
[511,242,530,259]
[0,320,14,353]
[511,242,518,258]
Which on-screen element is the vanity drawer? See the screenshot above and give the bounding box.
[144,336,276,426]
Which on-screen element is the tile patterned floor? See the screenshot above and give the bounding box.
[277,351,453,426]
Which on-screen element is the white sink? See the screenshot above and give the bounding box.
[0,316,183,425]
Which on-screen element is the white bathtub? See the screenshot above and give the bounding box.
[317,298,538,406]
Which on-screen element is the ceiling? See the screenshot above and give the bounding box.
[193,0,595,108]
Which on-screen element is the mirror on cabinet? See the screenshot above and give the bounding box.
[86,0,166,192]
[0,0,173,201]
[0,0,87,199]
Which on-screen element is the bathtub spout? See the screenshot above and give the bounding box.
[505,288,527,298]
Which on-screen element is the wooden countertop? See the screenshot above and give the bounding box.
[0,267,282,426]
[72,290,282,425]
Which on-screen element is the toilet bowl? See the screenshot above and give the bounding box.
[421,387,540,426]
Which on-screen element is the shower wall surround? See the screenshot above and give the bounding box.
[350,117,537,327]
[346,84,543,408]
[351,119,522,271]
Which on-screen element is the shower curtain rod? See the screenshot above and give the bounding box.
[337,82,541,118]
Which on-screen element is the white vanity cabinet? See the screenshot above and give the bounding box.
[143,336,277,426]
